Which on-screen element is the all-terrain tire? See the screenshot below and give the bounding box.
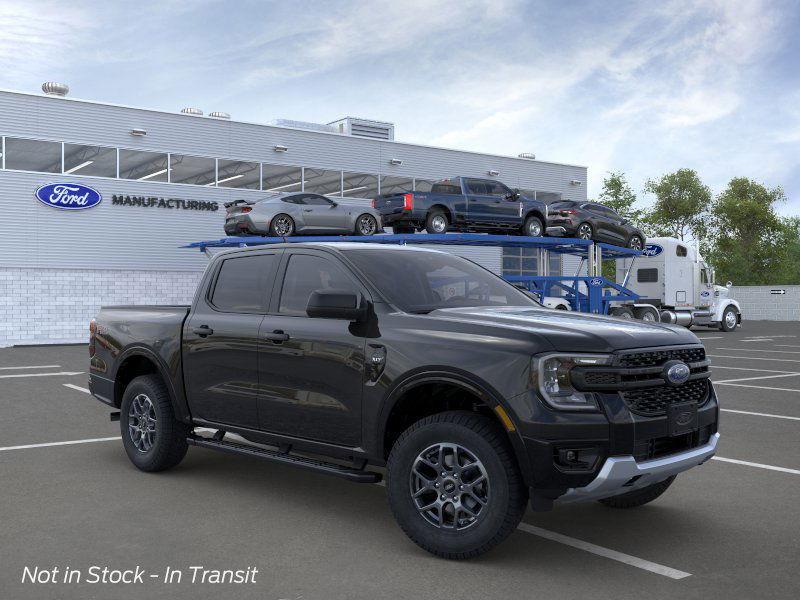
[598,475,676,508]
[120,374,190,472]
[387,411,528,559]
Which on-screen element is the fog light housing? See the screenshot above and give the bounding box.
[555,446,600,471]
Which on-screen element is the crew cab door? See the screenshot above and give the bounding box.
[183,250,281,428]
[464,178,519,226]
[256,249,366,447]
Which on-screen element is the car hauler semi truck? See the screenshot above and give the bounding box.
[611,237,742,331]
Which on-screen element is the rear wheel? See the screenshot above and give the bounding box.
[599,476,676,508]
[627,235,644,251]
[576,222,593,240]
[120,375,190,472]
[719,306,738,332]
[521,215,544,237]
[387,411,527,559]
[610,306,635,320]
[269,214,295,237]
[425,210,449,234]
[355,213,378,236]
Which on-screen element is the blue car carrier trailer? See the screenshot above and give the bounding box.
[185,233,642,316]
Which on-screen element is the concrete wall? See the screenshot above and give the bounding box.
[730,286,800,322]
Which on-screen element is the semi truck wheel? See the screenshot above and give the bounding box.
[387,411,528,559]
[719,306,738,332]
[120,375,190,472]
[633,306,659,322]
[425,210,449,234]
[599,476,676,508]
[610,307,634,319]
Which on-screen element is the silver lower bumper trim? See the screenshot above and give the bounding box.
[546,226,567,236]
[557,433,720,504]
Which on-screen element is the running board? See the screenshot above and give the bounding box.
[186,435,381,483]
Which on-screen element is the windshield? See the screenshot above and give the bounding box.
[342,249,541,314]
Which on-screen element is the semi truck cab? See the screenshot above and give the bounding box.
[614,236,742,332]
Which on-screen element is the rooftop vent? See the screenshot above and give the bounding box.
[269,119,337,134]
[328,117,394,141]
[518,152,536,160]
[209,111,230,119]
[180,107,203,116]
[42,82,69,97]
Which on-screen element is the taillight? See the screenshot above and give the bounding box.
[560,209,577,215]
[403,193,414,211]
[89,319,96,357]
[241,207,252,213]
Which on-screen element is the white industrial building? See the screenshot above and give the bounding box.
[0,84,587,346]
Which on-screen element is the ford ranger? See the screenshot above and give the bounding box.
[89,242,719,559]
[372,177,552,237]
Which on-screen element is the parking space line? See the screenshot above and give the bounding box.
[0,364,61,370]
[0,437,120,453]
[711,365,798,373]
[715,348,800,354]
[63,383,90,394]
[721,408,800,421]
[0,371,83,379]
[516,523,691,579]
[708,354,800,363]
[696,336,723,340]
[714,382,800,393]
[712,457,800,476]
[714,373,800,384]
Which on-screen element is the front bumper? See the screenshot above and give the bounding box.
[557,432,719,504]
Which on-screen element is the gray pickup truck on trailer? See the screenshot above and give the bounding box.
[90,242,719,559]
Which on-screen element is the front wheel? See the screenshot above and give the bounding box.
[599,476,676,508]
[354,213,378,236]
[719,306,738,332]
[120,375,190,472]
[521,215,544,237]
[387,411,528,559]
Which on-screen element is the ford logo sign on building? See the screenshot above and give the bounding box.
[35,183,102,210]
[641,244,663,257]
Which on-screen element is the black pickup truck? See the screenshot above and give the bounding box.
[89,242,719,559]
[372,177,551,236]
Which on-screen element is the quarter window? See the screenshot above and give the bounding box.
[4,138,61,173]
[211,254,276,313]
[279,254,356,316]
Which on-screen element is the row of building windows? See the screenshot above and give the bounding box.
[0,136,562,202]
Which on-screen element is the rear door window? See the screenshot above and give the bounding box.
[484,181,512,197]
[210,253,279,313]
[430,180,462,194]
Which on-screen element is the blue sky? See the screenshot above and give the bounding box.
[2,0,799,213]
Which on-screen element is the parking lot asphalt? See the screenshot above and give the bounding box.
[1,321,800,600]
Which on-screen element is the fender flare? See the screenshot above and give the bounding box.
[713,299,741,323]
[376,367,534,483]
[113,345,191,423]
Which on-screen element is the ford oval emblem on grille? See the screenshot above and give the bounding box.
[664,361,691,386]
[675,411,694,426]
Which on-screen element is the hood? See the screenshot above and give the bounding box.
[427,306,699,353]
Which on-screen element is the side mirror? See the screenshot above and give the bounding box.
[329,201,338,208]
[306,290,366,321]
[505,191,520,201]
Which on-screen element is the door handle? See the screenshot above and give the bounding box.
[192,325,213,337]
[303,209,313,212]
[264,330,290,343]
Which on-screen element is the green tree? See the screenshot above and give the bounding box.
[598,171,643,227]
[705,177,794,285]
[642,169,711,241]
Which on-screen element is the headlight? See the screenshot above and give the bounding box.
[532,353,612,411]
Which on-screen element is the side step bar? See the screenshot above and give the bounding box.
[186,435,382,484]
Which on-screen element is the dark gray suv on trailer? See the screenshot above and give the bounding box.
[224,192,383,237]
[547,200,646,249]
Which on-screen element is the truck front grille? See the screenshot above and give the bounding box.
[618,347,706,368]
[621,379,710,416]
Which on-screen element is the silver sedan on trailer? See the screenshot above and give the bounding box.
[224,192,383,237]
